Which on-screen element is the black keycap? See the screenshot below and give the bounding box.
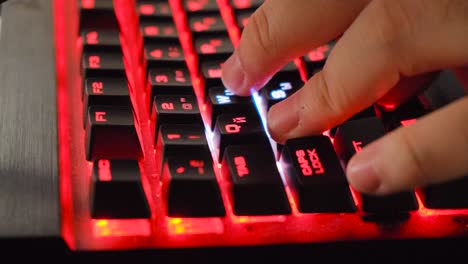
[230,0,263,10]
[221,144,291,215]
[81,29,121,52]
[85,106,142,161]
[145,42,187,68]
[163,151,225,217]
[333,117,386,163]
[151,95,203,139]
[270,61,302,83]
[147,67,194,101]
[422,176,468,209]
[184,0,219,13]
[360,192,418,214]
[329,106,377,137]
[206,86,255,130]
[136,1,173,20]
[194,33,234,62]
[188,13,227,34]
[259,79,303,110]
[90,159,151,219]
[140,20,179,41]
[234,9,253,31]
[333,117,418,214]
[303,41,335,77]
[83,77,131,128]
[376,96,429,131]
[200,59,224,97]
[82,51,126,78]
[79,0,118,31]
[213,112,269,162]
[280,136,356,213]
[155,124,210,169]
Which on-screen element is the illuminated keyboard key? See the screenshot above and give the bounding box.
[234,9,253,31]
[200,59,224,95]
[85,106,142,161]
[194,33,234,62]
[280,136,356,213]
[259,79,303,110]
[183,0,219,13]
[151,95,203,142]
[206,87,255,130]
[163,151,225,217]
[140,20,179,41]
[155,124,210,170]
[147,67,194,101]
[145,42,187,68]
[188,13,227,35]
[90,159,150,219]
[136,1,173,20]
[83,77,131,127]
[221,144,291,215]
[81,29,121,52]
[333,118,418,214]
[213,112,269,162]
[82,51,125,78]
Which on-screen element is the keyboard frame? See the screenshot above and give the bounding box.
[0,0,467,260]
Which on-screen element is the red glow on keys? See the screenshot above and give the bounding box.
[86,31,99,44]
[150,49,163,59]
[92,81,103,94]
[401,119,417,127]
[81,0,95,9]
[352,140,362,152]
[92,219,151,237]
[167,217,224,235]
[95,111,107,122]
[234,156,249,177]
[98,160,112,181]
[295,149,324,176]
[167,133,181,139]
[232,0,252,9]
[144,26,160,36]
[88,55,101,68]
[139,4,155,15]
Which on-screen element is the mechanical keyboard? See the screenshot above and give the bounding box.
[0,0,468,261]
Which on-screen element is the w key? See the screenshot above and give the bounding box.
[280,136,356,213]
[333,117,418,214]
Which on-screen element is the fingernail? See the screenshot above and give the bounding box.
[346,146,381,194]
[267,101,299,143]
[221,52,247,95]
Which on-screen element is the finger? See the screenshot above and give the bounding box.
[267,0,468,143]
[346,96,468,195]
[221,0,369,96]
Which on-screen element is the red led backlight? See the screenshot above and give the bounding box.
[54,0,468,252]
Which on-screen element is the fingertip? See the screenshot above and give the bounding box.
[221,52,250,96]
[346,145,382,195]
[266,101,299,144]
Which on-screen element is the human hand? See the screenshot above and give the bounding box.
[221,0,468,195]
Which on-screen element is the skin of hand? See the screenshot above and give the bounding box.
[221,0,468,196]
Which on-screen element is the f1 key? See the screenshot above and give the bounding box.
[280,136,356,213]
[85,106,142,161]
[90,159,151,219]
[221,144,291,215]
[162,151,225,217]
